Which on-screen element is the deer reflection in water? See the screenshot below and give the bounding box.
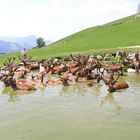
[100,92,121,113]
[60,83,87,96]
[8,92,19,103]
[2,86,34,103]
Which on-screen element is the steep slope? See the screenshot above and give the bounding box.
[27,14,140,57]
[0,14,140,61]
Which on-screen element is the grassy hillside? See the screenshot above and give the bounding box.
[0,14,140,65]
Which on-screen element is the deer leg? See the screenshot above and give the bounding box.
[98,68,101,73]
[120,68,123,76]
[135,65,139,72]
[97,75,102,83]
[9,79,17,90]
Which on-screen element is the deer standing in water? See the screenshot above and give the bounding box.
[97,72,128,92]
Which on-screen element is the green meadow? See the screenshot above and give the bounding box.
[0,14,140,65]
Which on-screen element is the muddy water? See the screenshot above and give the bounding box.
[0,73,140,140]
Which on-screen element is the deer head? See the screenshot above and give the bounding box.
[18,56,32,67]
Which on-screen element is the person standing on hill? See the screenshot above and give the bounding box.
[21,48,27,58]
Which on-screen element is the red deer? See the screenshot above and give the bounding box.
[14,66,31,79]
[46,76,69,86]
[104,63,123,76]
[87,59,102,73]
[115,82,129,90]
[68,66,81,75]
[65,73,78,84]
[84,71,99,80]
[53,63,68,74]
[97,73,120,92]
[18,56,32,73]
[132,60,140,72]
[16,79,36,90]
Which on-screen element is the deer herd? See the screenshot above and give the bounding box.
[0,50,139,93]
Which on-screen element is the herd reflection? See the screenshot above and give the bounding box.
[1,72,139,113]
[1,79,123,113]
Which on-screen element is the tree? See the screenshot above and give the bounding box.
[137,3,140,13]
[36,37,46,48]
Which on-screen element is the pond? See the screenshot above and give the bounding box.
[0,73,140,140]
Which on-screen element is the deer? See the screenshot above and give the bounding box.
[104,63,123,76]
[3,57,17,73]
[0,57,40,90]
[7,72,46,91]
[52,62,68,75]
[97,71,129,92]
[84,71,99,80]
[132,53,140,72]
[18,56,32,72]
[132,60,140,72]
[115,82,129,90]
[87,59,102,73]
[46,76,69,86]
[97,73,120,92]
[0,57,18,86]
[12,56,32,79]
[15,71,47,90]
[15,79,36,90]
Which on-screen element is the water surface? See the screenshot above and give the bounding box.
[0,73,140,140]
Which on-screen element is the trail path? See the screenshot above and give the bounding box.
[120,45,140,49]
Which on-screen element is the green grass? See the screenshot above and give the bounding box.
[0,14,140,65]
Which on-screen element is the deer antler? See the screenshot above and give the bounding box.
[3,57,16,67]
[18,56,32,67]
[115,73,121,81]
[59,76,69,86]
[18,56,32,62]
[70,54,77,61]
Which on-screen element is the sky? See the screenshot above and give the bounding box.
[0,0,139,41]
